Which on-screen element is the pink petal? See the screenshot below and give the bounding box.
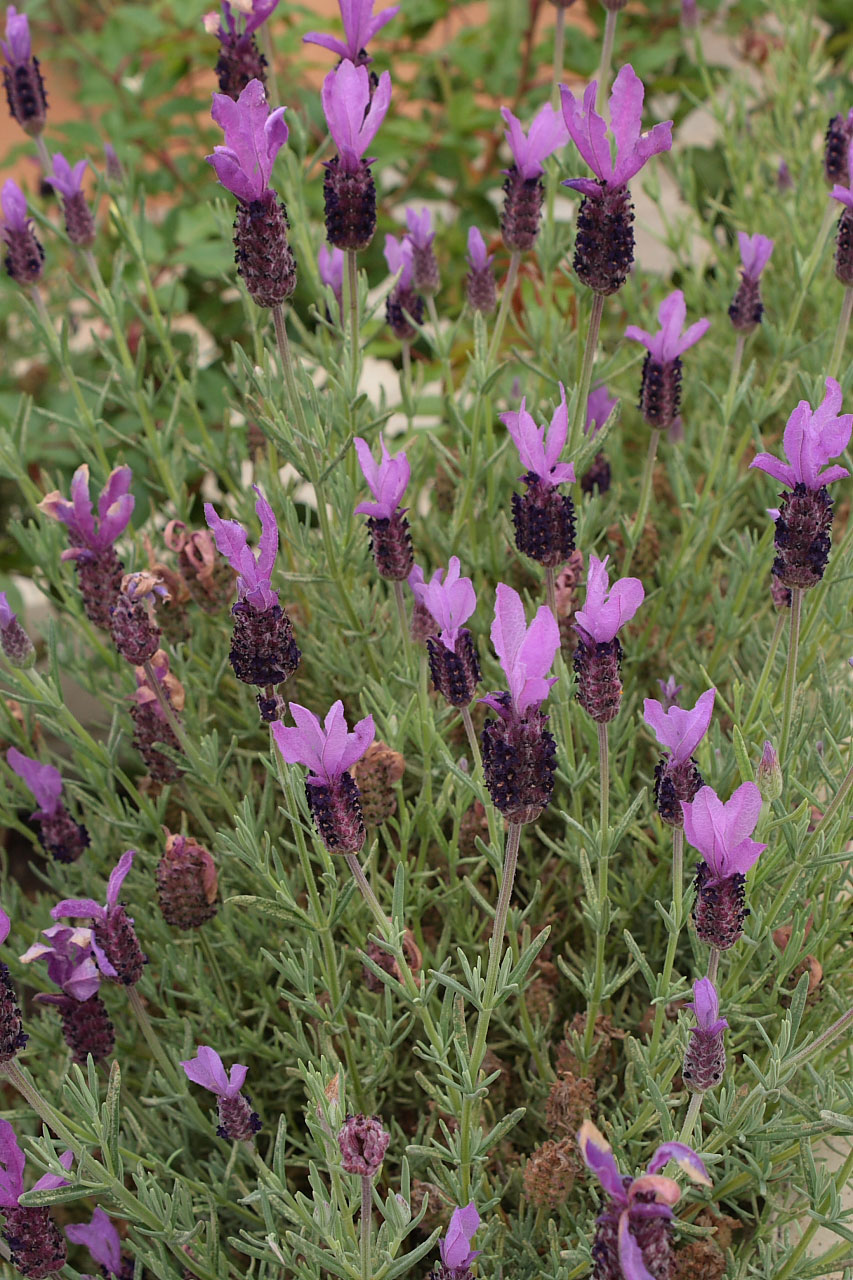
[609,64,644,179]
[617,1215,657,1280]
[723,781,763,846]
[673,316,710,357]
[181,1045,230,1096]
[303,30,350,57]
[0,1119,25,1207]
[646,1142,712,1185]
[105,850,136,911]
[577,1121,626,1201]
[749,453,795,488]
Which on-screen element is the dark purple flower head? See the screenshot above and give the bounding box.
[481,584,560,718]
[575,553,643,645]
[304,0,399,65]
[405,205,433,250]
[1,178,29,233]
[204,0,278,41]
[38,464,134,563]
[501,102,568,179]
[466,225,492,272]
[688,977,728,1036]
[20,923,100,1001]
[65,1208,121,1277]
[322,61,391,173]
[439,1202,481,1271]
[1,7,29,63]
[500,386,576,488]
[750,377,852,491]
[682,783,766,881]
[337,1113,390,1176]
[45,154,87,200]
[50,849,139,981]
[318,243,345,298]
[409,557,476,651]
[7,747,62,817]
[625,290,710,363]
[383,232,414,291]
[180,1045,248,1098]
[354,434,409,519]
[643,687,715,765]
[207,78,288,202]
[578,1119,710,1209]
[561,64,672,198]
[738,231,774,281]
[0,1121,73,1207]
[272,701,374,785]
[204,485,279,611]
[586,384,618,438]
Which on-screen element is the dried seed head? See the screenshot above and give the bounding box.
[351,741,406,827]
[672,1237,727,1280]
[157,833,219,930]
[523,1139,579,1208]
[544,1071,596,1136]
[573,183,634,295]
[337,1113,390,1176]
[555,1012,618,1078]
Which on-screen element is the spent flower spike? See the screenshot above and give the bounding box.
[354,435,409,519]
[738,231,774,281]
[439,1202,481,1271]
[45,153,87,199]
[500,386,576,487]
[682,783,766,880]
[750,377,852,490]
[409,557,476,650]
[204,485,279,611]
[625,290,710,363]
[38,464,134,562]
[272,701,375,786]
[322,60,391,173]
[501,102,568,179]
[586,384,618,437]
[181,1045,248,1098]
[65,1208,122,1276]
[575,554,644,644]
[207,79,288,203]
[643,688,715,764]
[304,0,400,64]
[560,64,673,198]
[7,747,62,816]
[483,584,560,716]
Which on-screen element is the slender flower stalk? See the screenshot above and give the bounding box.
[595,6,620,114]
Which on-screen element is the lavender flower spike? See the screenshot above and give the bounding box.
[626,291,710,431]
[181,1045,261,1141]
[439,1202,481,1275]
[51,850,147,986]
[411,558,481,708]
[750,377,852,589]
[465,226,496,313]
[45,154,96,248]
[644,687,715,827]
[322,61,391,251]
[65,1208,123,1278]
[501,388,577,569]
[7,747,89,863]
[561,65,672,294]
[1,7,47,136]
[272,701,375,854]
[205,0,278,101]
[574,554,644,724]
[23,922,114,1064]
[480,585,560,823]
[729,232,774,332]
[683,977,728,1094]
[304,0,400,66]
[0,591,35,667]
[38,464,134,629]
[831,139,853,287]
[682,782,766,950]
[405,205,439,295]
[354,435,413,580]
[384,233,424,341]
[1,178,44,286]
[500,102,568,253]
[0,1122,73,1278]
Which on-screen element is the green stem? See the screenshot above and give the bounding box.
[787,1004,853,1071]
[346,249,360,401]
[127,987,184,1093]
[392,579,413,668]
[545,566,558,620]
[359,1176,372,1280]
[260,22,280,108]
[678,1090,704,1144]
[829,286,853,379]
[779,587,803,767]
[773,1145,853,1280]
[743,612,786,733]
[34,134,51,175]
[623,429,661,576]
[551,7,566,108]
[595,10,619,115]
[486,252,521,368]
[198,929,235,1020]
[461,706,482,772]
[649,826,684,1059]
[426,294,453,400]
[706,948,720,984]
[583,723,609,1058]
[764,201,834,390]
[401,341,414,426]
[0,1061,82,1155]
[568,292,605,458]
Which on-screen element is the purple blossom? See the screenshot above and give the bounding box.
[750,377,852,491]
[0,906,8,945]
[180,1045,248,1098]
[738,232,774,281]
[500,386,576,488]
[20,923,100,1001]
[38,464,134,563]
[318,243,345,299]
[689,978,728,1036]
[304,0,400,64]
[1,178,28,233]
[7,747,62,817]
[321,60,391,174]
[45,153,87,200]
[354,435,409,519]
[0,1121,73,1206]
[0,592,15,631]
[561,64,673,199]
[831,139,853,207]
[50,849,137,980]
[625,290,710,363]
[204,0,278,41]
[409,557,476,651]
[682,783,766,881]
[501,102,568,179]
[656,675,682,710]
[466,226,492,272]
[272,701,375,785]
[66,1208,122,1276]
[204,485,279,611]
[207,79,288,203]
[481,584,560,717]
[586,384,618,438]
[439,1202,481,1272]
[405,206,433,250]
[575,554,644,644]
[1,6,29,63]
[383,233,414,291]
[643,688,715,765]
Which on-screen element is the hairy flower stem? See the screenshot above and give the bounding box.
[127,987,183,1093]
[34,134,51,175]
[780,587,803,767]
[461,706,482,773]
[260,22,280,112]
[359,1176,372,1280]
[551,7,566,107]
[649,826,684,1058]
[596,10,619,114]
[569,292,605,458]
[788,1005,853,1070]
[401,341,414,427]
[623,428,661,576]
[459,706,501,853]
[345,249,360,401]
[545,566,558,620]
[459,820,522,1201]
[426,294,453,400]
[486,251,521,368]
[583,723,610,1059]
[829,286,853,379]
[678,1090,704,1144]
[706,948,720,984]
[392,579,413,667]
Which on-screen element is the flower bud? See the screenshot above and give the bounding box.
[757,740,782,802]
[337,1113,390,1176]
